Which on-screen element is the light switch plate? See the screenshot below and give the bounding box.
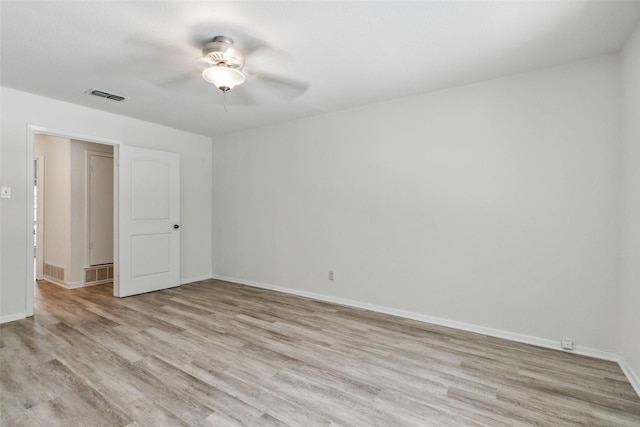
[1,187,11,199]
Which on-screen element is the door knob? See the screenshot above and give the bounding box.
[173,224,180,229]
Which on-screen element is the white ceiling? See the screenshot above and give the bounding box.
[2,1,640,137]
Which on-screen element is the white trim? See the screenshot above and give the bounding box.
[619,357,640,398]
[43,277,111,289]
[43,275,70,288]
[210,274,620,362]
[26,127,35,317]
[0,312,27,324]
[82,279,113,287]
[181,275,212,285]
[113,146,120,297]
[28,125,122,147]
[66,280,90,289]
[26,125,122,317]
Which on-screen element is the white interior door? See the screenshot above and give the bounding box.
[89,153,114,266]
[117,145,180,297]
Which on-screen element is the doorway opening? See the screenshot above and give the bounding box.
[26,126,121,317]
[34,134,115,291]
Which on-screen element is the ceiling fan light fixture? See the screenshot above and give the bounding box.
[202,66,246,92]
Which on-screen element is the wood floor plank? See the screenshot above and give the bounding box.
[1,279,639,426]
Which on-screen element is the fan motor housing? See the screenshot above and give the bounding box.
[202,36,245,69]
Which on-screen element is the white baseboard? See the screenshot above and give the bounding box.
[619,357,640,398]
[0,312,27,324]
[43,276,85,289]
[43,277,111,289]
[45,274,207,289]
[43,275,69,288]
[210,274,619,363]
[181,275,213,285]
[66,280,88,289]
[81,279,113,287]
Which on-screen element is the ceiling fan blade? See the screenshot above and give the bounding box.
[249,71,309,99]
[154,73,257,106]
[241,35,277,58]
[188,23,277,57]
[125,34,193,57]
[155,72,200,88]
[198,56,215,66]
[189,23,229,49]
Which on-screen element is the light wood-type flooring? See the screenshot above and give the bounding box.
[1,279,639,426]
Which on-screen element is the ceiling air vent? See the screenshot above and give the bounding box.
[86,88,127,102]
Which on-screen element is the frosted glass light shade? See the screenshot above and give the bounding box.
[202,66,246,91]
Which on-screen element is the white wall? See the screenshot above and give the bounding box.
[213,54,621,353]
[620,22,640,392]
[0,87,213,320]
[36,135,71,281]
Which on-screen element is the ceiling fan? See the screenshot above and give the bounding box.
[129,28,308,104]
[199,35,248,92]
[195,34,309,104]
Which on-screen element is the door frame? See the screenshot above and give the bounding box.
[26,125,121,317]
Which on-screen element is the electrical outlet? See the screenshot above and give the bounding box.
[561,340,573,350]
[328,270,334,281]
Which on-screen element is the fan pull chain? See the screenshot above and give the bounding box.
[223,90,228,112]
